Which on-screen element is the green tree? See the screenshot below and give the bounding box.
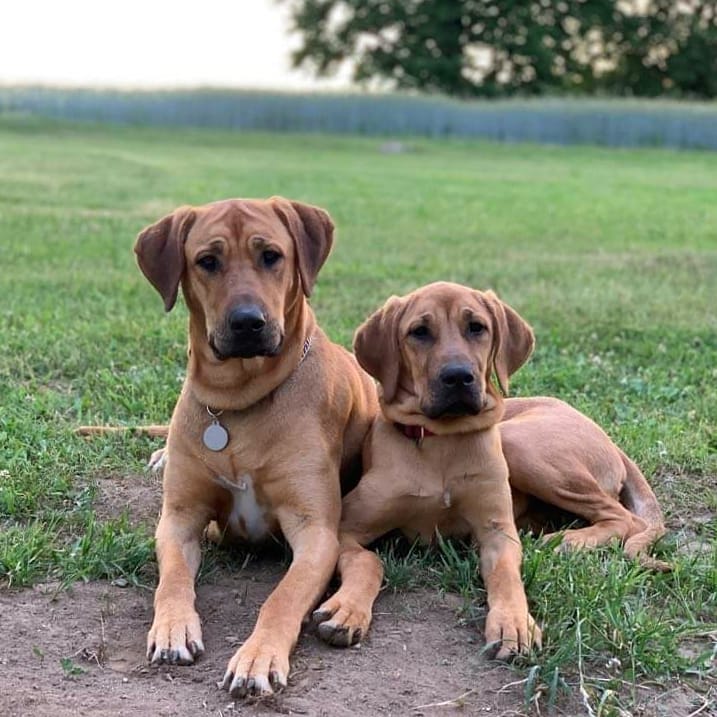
[282,0,717,98]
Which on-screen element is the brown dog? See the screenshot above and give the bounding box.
[311,281,666,655]
[134,198,377,697]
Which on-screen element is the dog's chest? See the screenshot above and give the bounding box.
[212,473,270,542]
[397,434,506,539]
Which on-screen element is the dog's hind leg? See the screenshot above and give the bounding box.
[515,464,656,559]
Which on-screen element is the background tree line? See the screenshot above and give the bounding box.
[282,0,717,98]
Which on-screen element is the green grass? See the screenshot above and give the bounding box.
[0,116,715,712]
[378,532,716,713]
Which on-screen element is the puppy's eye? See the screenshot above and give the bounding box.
[409,325,431,339]
[262,250,282,267]
[196,255,219,273]
[468,321,486,336]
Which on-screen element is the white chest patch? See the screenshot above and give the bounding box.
[213,473,269,542]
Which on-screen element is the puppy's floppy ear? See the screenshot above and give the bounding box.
[134,207,196,311]
[482,290,535,396]
[271,197,334,297]
[353,296,406,404]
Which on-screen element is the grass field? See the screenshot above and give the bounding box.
[0,115,715,714]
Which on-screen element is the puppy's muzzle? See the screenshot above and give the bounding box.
[424,363,481,419]
[210,303,282,360]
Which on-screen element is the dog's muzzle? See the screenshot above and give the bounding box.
[210,304,283,360]
[423,363,482,419]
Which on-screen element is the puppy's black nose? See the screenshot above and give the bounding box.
[229,305,266,333]
[439,363,475,388]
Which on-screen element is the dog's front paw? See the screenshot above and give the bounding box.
[312,590,370,647]
[484,607,542,661]
[147,446,167,473]
[219,632,289,698]
[147,605,204,665]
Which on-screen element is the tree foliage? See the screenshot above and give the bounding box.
[282,0,717,98]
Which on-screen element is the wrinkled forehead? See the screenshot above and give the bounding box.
[187,200,291,247]
[403,286,492,327]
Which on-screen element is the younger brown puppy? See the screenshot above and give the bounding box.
[312,281,666,654]
[134,198,377,697]
[315,281,541,659]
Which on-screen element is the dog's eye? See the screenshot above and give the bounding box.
[196,255,219,273]
[409,325,431,339]
[468,321,486,336]
[262,250,282,267]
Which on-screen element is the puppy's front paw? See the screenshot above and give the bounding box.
[147,605,204,665]
[219,632,289,698]
[484,607,542,661]
[312,590,370,647]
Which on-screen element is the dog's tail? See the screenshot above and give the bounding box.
[619,450,670,571]
[76,425,170,438]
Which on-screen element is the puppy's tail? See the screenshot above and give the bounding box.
[76,425,169,438]
[619,450,670,571]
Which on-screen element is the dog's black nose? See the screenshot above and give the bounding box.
[439,363,475,388]
[229,305,266,333]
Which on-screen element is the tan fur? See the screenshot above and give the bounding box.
[313,281,667,656]
[134,198,378,698]
[503,396,667,567]
[316,282,541,659]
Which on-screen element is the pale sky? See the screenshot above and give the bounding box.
[1,0,353,90]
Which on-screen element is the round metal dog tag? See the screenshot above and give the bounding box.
[203,422,229,451]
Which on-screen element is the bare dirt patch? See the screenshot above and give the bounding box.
[4,566,710,717]
[91,470,163,526]
[3,573,548,717]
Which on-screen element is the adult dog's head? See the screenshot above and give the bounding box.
[354,282,534,434]
[134,197,333,361]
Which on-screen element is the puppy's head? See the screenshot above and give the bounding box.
[134,197,333,360]
[354,282,534,433]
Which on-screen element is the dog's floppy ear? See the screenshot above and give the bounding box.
[354,296,406,404]
[482,290,535,396]
[271,197,334,297]
[134,207,196,311]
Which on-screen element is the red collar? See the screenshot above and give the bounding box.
[395,423,436,443]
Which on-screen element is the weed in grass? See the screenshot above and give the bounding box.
[0,511,154,589]
[524,535,715,708]
[380,536,435,593]
[59,656,86,678]
[0,517,59,588]
[62,512,155,588]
